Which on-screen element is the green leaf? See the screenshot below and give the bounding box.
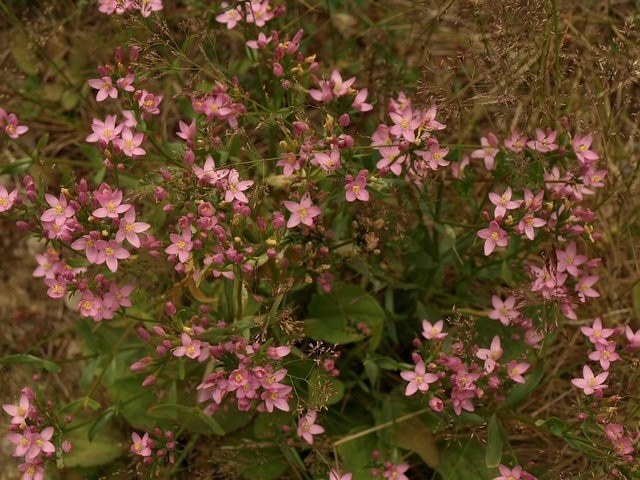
[88,407,115,442]
[485,414,506,468]
[534,416,569,437]
[147,404,225,436]
[63,422,124,468]
[394,418,439,468]
[436,438,493,480]
[304,283,385,348]
[0,354,61,373]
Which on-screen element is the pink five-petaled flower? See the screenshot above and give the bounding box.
[492,464,532,480]
[40,193,75,226]
[527,128,558,153]
[176,119,196,143]
[471,132,500,170]
[588,340,620,370]
[173,332,204,360]
[383,463,410,480]
[476,335,503,373]
[507,360,530,384]
[88,76,118,102]
[504,131,528,153]
[224,169,254,203]
[297,410,325,445]
[575,275,600,303]
[488,295,520,326]
[114,127,146,157]
[0,185,18,212]
[421,319,447,340]
[572,133,599,166]
[283,193,321,228]
[555,241,587,277]
[216,3,243,29]
[92,188,131,219]
[246,32,273,49]
[17,461,44,480]
[477,221,508,256]
[95,240,130,273]
[344,170,369,202]
[625,325,640,350]
[131,432,152,457]
[27,427,55,460]
[351,88,373,112]
[580,317,614,345]
[165,229,194,263]
[488,186,521,219]
[516,213,546,240]
[313,147,341,172]
[3,393,30,426]
[115,208,151,248]
[571,364,608,395]
[400,358,438,396]
[4,112,29,138]
[389,107,421,142]
[260,385,292,413]
[85,114,123,144]
[329,469,353,480]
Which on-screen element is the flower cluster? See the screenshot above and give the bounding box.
[97,0,163,17]
[130,428,177,466]
[3,388,70,480]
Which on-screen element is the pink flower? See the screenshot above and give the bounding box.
[17,461,44,480]
[421,319,447,340]
[3,393,31,426]
[216,3,243,29]
[92,188,131,219]
[40,193,75,226]
[471,132,500,170]
[95,240,130,273]
[88,76,118,102]
[260,385,292,412]
[571,364,608,395]
[193,156,229,185]
[492,464,530,480]
[114,127,146,157]
[246,32,273,49]
[78,291,101,319]
[625,325,640,349]
[383,463,410,480]
[476,335,503,373]
[313,147,341,172]
[389,107,421,142]
[329,469,353,480]
[131,432,152,457]
[527,128,558,153]
[555,242,587,277]
[138,90,163,116]
[507,360,530,384]
[477,221,508,256]
[488,187,521,219]
[504,131,528,153]
[400,358,438,396]
[572,133,599,166]
[173,332,204,360]
[115,208,151,248]
[224,169,254,203]
[4,113,29,138]
[297,410,325,444]
[45,278,67,299]
[575,275,599,302]
[588,340,620,370]
[176,119,196,142]
[580,317,614,345]
[351,88,373,112]
[488,295,520,325]
[282,193,322,228]
[244,0,274,27]
[344,170,369,202]
[0,185,18,212]
[515,213,546,240]
[165,229,194,263]
[85,114,123,144]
